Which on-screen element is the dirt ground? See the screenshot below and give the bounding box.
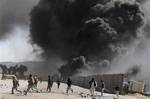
[0,80,150,99]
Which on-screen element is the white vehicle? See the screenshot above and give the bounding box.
[128,80,145,93]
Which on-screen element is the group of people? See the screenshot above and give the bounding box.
[11,74,39,95]
[11,74,68,95]
[89,78,120,98]
[89,78,105,97]
[11,75,120,98]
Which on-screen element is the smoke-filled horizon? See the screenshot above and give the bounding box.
[30,0,147,77]
[1,0,150,80]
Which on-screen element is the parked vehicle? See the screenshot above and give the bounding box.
[128,80,145,93]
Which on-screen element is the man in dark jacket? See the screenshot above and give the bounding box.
[89,78,97,97]
[47,75,53,92]
[115,86,120,99]
[66,77,73,94]
[57,79,60,88]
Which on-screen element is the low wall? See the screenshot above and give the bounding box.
[1,74,15,79]
[70,74,125,94]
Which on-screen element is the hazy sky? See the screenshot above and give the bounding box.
[0,0,150,79]
[0,0,41,62]
[0,25,43,62]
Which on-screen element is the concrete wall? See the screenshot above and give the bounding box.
[70,74,125,94]
[1,74,15,79]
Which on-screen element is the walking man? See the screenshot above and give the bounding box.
[66,77,73,94]
[12,76,22,94]
[32,75,39,92]
[24,74,36,95]
[57,79,60,88]
[89,78,97,97]
[100,80,105,96]
[34,75,38,87]
[47,75,53,92]
[115,86,120,99]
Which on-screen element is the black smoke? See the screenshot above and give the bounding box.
[30,0,145,77]
[126,64,141,77]
[59,56,86,78]
[136,0,147,3]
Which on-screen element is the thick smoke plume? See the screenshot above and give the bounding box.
[59,56,86,78]
[126,64,141,77]
[30,0,146,77]
[136,0,147,3]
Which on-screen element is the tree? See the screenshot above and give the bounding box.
[17,65,28,78]
[0,64,8,74]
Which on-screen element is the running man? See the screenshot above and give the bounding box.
[11,76,22,94]
[24,74,37,95]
